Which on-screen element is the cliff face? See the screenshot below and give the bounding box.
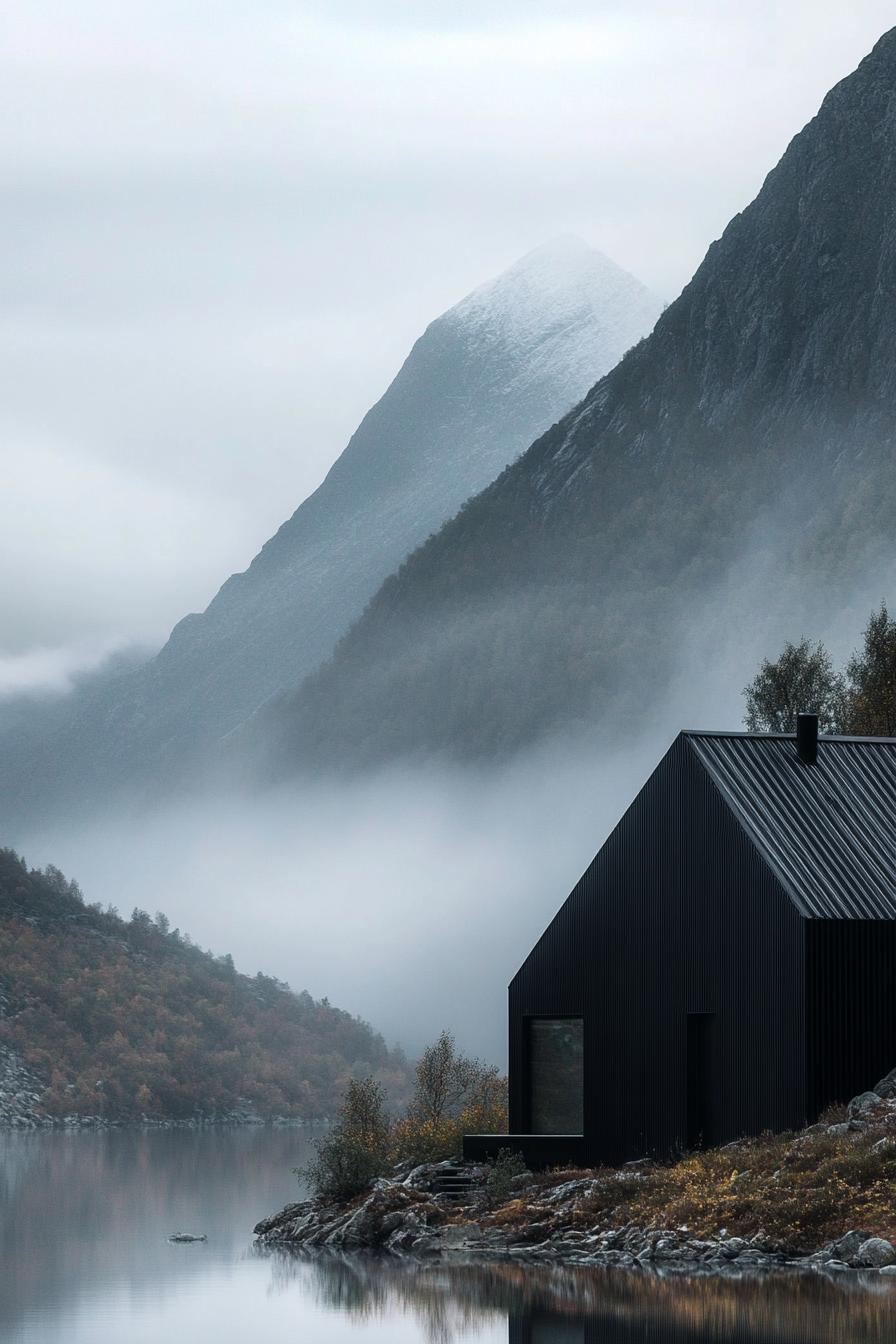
[258,29,896,770]
[151,238,659,738]
[0,242,660,822]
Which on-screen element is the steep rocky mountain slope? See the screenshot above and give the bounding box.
[0,848,409,1123]
[0,241,659,822]
[258,28,896,770]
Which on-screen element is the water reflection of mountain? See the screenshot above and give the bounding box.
[0,1128,313,1337]
[267,1252,896,1344]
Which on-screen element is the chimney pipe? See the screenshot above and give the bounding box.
[796,712,819,765]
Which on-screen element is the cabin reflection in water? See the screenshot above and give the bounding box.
[510,1316,584,1344]
[509,1309,799,1343]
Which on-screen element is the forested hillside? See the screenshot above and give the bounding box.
[0,850,409,1122]
[255,28,896,773]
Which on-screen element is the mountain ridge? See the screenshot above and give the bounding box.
[254,27,896,771]
[0,240,661,824]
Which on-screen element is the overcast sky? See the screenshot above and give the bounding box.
[2,1,894,687]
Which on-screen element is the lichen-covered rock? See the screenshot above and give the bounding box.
[848,1091,883,1119]
[874,1067,896,1099]
[253,1202,312,1237]
[823,1230,868,1264]
[856,1237,896,1268]
[255,1181,444,1251]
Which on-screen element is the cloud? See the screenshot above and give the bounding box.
[2,2,894,664]
[0,638,130,700]
[0,440,248,653]
[13,740,657,1062]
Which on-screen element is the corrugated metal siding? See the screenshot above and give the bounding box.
[687,734,896,919]
[508,737,807,1162]
[806,919,896,1115]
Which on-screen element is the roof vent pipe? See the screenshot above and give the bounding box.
[796,712,819,765]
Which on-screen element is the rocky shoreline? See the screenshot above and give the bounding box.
[254,1160,896,1276]
[255,1079,896,1278]
[254,1162,896,1277]
[1,1111,319,1131]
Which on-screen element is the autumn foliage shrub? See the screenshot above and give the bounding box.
[301,1077,392,1200]
[304,1031,509,1197]
[390,1031,507,1164]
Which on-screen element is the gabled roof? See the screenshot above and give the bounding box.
[685,731,896,920]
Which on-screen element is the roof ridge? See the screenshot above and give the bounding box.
[681,729,896,745]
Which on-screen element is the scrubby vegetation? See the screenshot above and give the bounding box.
[296,1074,896,1261]
[0,849,410,1121]
[485,1148,529,1206]
[301,1078,394,1201]
[498,1115,896,1255]
[304,1031,506,1198]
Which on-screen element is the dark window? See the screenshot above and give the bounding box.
[529,1018,583,1133]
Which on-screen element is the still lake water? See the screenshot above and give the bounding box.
[2,1128,896,1344]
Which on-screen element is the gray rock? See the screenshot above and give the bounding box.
[879,1264,896,1276]
[874,1066,896,1099]
[442,1223,482,1246]
[825,1230,868,1263]
[857,1237,896,1268]
[253,1201,310,1236]
[848,1091,883,1118]
[826,1122,853,1138]
[721,1237,747,1257]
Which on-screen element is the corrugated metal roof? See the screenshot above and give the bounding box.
[686,732,896,920]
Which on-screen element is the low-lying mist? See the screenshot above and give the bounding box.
[13,677,745,1067]
[11,554,892,1067]
[14,747,671,1065]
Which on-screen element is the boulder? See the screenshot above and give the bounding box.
[442,1222,483,1247]
[848,1091,883,1118]
[874,1066,896,1099]
[824,1230,867,1263]
[253,1201,311,1236]
[856,1237,896,1268]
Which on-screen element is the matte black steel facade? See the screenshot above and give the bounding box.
[465,731,896,1168]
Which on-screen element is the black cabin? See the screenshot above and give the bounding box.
[465,720,896,1168]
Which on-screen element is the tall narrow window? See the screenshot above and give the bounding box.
[529,1018,583,1134]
